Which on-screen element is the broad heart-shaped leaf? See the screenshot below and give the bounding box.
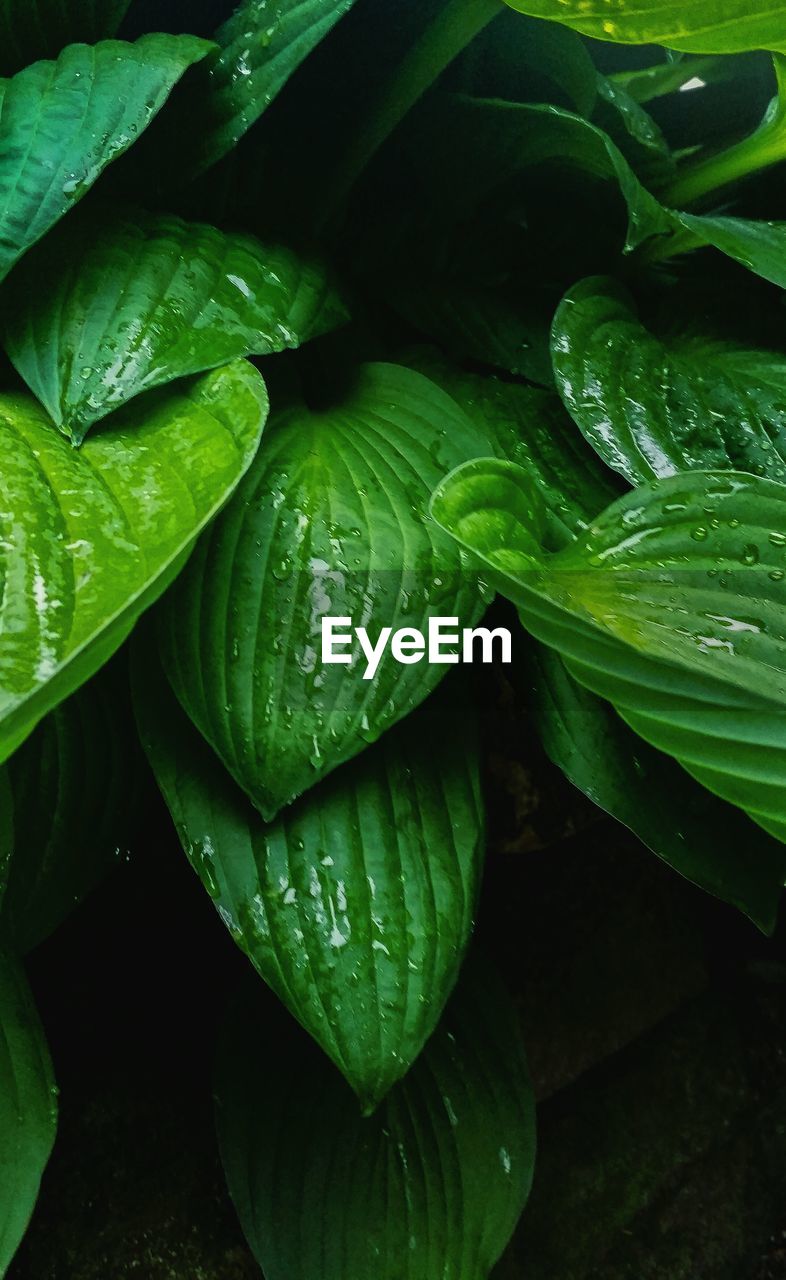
[3,206,346,443]
[525,643,786,931]
[551,276,786,487]
[0,362,267,766]
[215,952,535,1280]
[0,0,131,75]
[0,34,211,283]
[0,662,140,954]
[503,0,786,54]
[135,646,484,1112]
[0,951,56,1275]
[431,459,786,844]
[157,362,490,821]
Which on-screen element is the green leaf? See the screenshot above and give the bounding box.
[0,951,57,1275]
[135,646,484,1111]
[525,644,786,931]
[178,0,359,176]
[0,663,139,953]
[551,275,786,486]
[675,211,786,290]
[502,0,786,55]
[0,362,267,765]
[611,54,735,104]
[431,458,786,846]
[3,206,346,443]
[215,953,535,1280]
[157,362,490,820]
[0,34,211,283]
[0,0,131,75]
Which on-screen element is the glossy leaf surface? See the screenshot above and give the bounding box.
[677,212,786,290]
[432,459,786,844]
[0,363,267,764]
[4,207,346,442]
[158,362,490,820]
[215,954,535,1280]
[0,952,56,1275]
[503,0,786,55]
[0,664,139,953]
[0,35,210,282]
[136,651,484,1110]
[0,0,131,74]
[551,276,786,485]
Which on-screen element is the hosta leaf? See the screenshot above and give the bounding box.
[526,644,786,931]
[0,0,131,74]
[0,951,56,1275]
[0,663,139,953]
[502,0,786,55]
[174,0,359,176]
[158,362,490,820]
[551,276,786,486]
[0,362,267,765]
[0,34,211,283]
[3,207,346,443]
[215,953,535,1280]
[432,459,786,845]
[135,648,484,1111]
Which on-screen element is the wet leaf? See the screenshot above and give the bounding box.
[157,362,490,820]
[0,362,267,764]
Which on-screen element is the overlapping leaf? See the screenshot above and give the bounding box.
[0,0,131,74]
[136,648,484,1110]
[215,954,535,1280]
[551,276,786,486]
[0,35,211,283]
[0,362,267,765]
[432,459,786,845]
[3,207,346,442]
[0,664,139,953]
[526,643,786,930]
[158,362,490,820]
[503,0,786,55]
[0,952,56,1275]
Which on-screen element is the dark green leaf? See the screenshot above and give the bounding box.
[432,458,786,845]
[0,0,131,75]
[503,0,786,55]
[0,951,56,1275]
[0,361,267,765]
[158,362,490,820]
[216,953,536,1279]
[551,275,786,486]
[0,664,139,953]
[0,35,211,284]
[3,206,346,443]
[525,644,786,931]
[675,212,786,290]
[135,647,484,1110]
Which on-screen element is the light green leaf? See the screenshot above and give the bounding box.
[432,459,786,845]
[551,275,786,486]
[157,362,490,821]
[0,362,267,765]
[0,951,56,1276]
[0,663,139,953]
[135,647,484,1111]
[611,54,734,104]
[526,643,786,931]
[0,0,131,74]
[0,34,211,283]
[3,206,346,443]
[675,212,786,290]
[503,0,786,55]
[215,953,535,1280]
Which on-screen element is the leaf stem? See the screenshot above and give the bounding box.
[320,0,503,230]
[664,55,786,207]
